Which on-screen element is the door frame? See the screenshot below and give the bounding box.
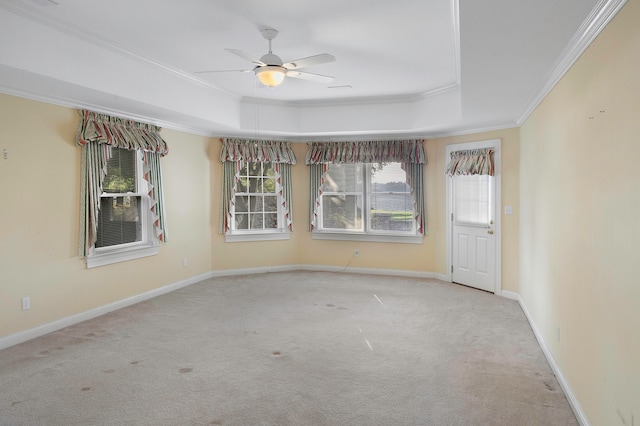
[445,139,502,295]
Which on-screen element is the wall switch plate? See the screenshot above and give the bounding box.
[22,297,30,311]
[354,250,360,257]
[504,205,513,215]
[183,257,188,267]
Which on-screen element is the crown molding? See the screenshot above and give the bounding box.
[1,79,523,142]
[241,82,460,109]
[0,0,238,98]
[0,82,220,137]
[0,0,458,110]
[2,0,616,141]
[516,0,628,126]
[425,121,519,140]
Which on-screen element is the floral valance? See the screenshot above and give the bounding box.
[304,140,426,165]
[75,110,169,156]
[446,148,494,176]
[220,138,296,164]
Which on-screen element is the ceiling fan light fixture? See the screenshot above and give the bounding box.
[256,66,286,87]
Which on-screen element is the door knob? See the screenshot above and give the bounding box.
[487,229,494,235]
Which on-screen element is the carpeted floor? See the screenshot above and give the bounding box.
[0,272,578,425]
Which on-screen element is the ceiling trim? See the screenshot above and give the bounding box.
[0,81,219,137]
[515,0,627,126]
[242,82,460,109]
[1,0,461,110]
[426,122,519,139]
[1,0,613,141]
[450,0,461,86]
[0,0,238,98]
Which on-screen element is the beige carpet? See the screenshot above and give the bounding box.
[0,272,578,425]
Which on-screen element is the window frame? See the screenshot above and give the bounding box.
[86,149,159,268]
[313,162,423,244]
[225,161,291,243]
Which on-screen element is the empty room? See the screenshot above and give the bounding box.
[0,0,638,425]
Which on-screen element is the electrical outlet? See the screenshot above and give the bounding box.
[21,297,30,311]
[354,249,360,257]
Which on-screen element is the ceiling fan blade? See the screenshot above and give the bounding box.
[286,70,334,84]
[194,69,252,74]
[283,53,336,70]
[225,48,266,66]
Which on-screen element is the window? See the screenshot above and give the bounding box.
[233,162,279,231]
[226,161,290,242]
[219,139,295,242]
[317,162,418,238]
[87,147,158,267]
[97,148,143,247]
[306,140,426,241]
[453,174,493,226]
[77,110,169,268]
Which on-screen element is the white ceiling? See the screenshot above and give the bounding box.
[0,0,625,140]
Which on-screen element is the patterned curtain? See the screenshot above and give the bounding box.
[76,110,169,154]
[219,161,240,234]
[404,163,426,235]
[221,138,296,164]
[276,163,294,230]
[445,148,494,176]
[76,110,169,256]
[308,163,328,231]
[305,140,427,234]
[142,151,168,242]
[305,139,426,164]
[219,138,296,234]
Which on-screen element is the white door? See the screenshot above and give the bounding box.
[451,174,496,292]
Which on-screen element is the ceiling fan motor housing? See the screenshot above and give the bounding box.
[259,53,283,66]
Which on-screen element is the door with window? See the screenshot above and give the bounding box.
[447,141,500,293]
[451,174,495,292]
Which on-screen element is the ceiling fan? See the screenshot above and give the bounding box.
[196,28,336,88]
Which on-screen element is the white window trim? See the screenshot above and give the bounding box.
[312,231,423,244]
[225,229,292,243]
[226,162,291,242]
[86,242,159,268]
[86,150,159,268]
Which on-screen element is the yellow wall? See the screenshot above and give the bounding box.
[2,2,637,422]
[209,131,520,294]
[520,0,640,423]
[0,93,521,340]
[0,95,214,338]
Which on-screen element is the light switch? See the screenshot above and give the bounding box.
[504,205,513,215]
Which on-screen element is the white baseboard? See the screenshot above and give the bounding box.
[513,293,590,426]
[0,265,467,353]
[0,271,214,351]
[500,290,520,301]
[210,264,300,277]
[1,265,448,351]
[1,266,589,425]
[210,264,447,280]
[298,264,443,280]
